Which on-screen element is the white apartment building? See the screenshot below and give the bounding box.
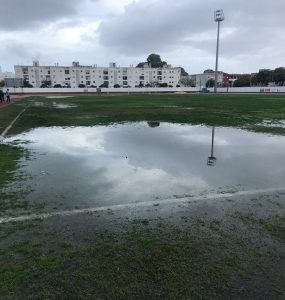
[190,70,223,88]
[0,66,15,81]
[14,61,182,88]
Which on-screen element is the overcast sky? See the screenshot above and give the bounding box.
[1,0,284,74]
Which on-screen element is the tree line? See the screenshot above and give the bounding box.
[233,67,285,87]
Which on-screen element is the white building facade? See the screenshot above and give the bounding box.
[0,66,15,81]
[14,61,182,88]
[190,70,223,88]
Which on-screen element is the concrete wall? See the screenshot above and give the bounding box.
[7,86,285,94]
[9,87,198,94]
[209,87,285,93]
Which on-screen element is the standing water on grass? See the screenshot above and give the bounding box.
[2,123,285,212]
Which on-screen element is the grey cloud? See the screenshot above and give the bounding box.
[0,39,43,68]
[0,0,97,30]
[98,0,285,59]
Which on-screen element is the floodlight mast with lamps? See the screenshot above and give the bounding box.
[214,9,225,93]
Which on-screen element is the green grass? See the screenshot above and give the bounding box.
[0,144,24,187]
[0,218,280,300]
[1,93,285,135]
[0,144,32,215]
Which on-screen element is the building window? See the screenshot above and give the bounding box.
[65,70,70,74]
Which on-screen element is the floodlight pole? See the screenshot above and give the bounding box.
[207,126,217,166]
[214,10,224,93]
[211,126,215,157]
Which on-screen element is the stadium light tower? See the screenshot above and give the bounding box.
[214,9,225,93]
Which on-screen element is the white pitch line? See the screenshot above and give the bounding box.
[0,106,30,139]
[0,187,284,224]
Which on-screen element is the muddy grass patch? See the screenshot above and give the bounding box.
[0,202,284,299]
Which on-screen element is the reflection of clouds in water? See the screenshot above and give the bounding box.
[10,127,107,155]
[4,122,285,205]
[103,160,208,201]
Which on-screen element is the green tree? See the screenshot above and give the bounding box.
[53,84,62,88]
[146,54,167,68]
[136,62,145,68]
[255,69,272,85]
[179,77,195,87]
[273,67,285,85]
[136,53,189,76]
[233,75,251,87]
[137,53,165,68]
[181,67,189,76]
[78,84,86,88]
[23,79,33,88]
[100,83,108,88]
[41,80,51,87]
[0,80,5,87]
[135,82,144,88]
[159,83,168,87]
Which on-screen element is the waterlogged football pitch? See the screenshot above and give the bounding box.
[0,94,285,299]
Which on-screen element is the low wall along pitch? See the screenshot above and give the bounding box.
[6,86,285,94]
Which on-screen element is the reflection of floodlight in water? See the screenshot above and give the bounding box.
[207,126,217,166]
[214,9,225,93]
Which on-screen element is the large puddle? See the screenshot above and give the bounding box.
[3,123,285,212]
